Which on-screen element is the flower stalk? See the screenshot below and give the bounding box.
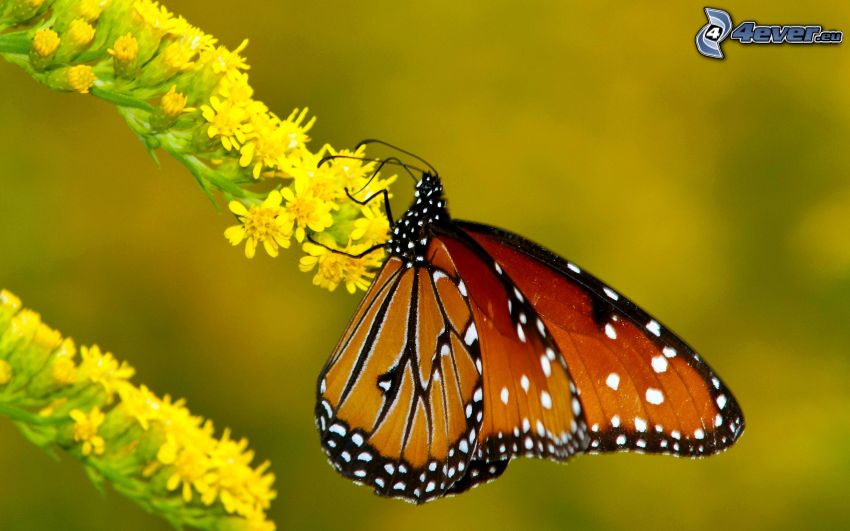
[0,0,394,294]
[0,290,276,530]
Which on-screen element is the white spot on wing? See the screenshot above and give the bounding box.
[605,323,617,340]
[645,387,664,405]
[646,320,662,337]
[651,355,668,373]
[605,372,620,391]
[464,323,478,345]
[500,387,509,405]
[567,263,581,274]
[540,355,551,377]
[520,374,530,392]
[541,390,552,409]
[602,287,619,300]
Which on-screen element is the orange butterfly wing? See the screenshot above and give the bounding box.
[434,234,589,467]
[316,256,485,503]
[457,221,745,457]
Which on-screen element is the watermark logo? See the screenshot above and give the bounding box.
[695,8,733,58]
[695,7,843,59]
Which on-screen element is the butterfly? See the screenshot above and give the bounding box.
[315,147,745,504]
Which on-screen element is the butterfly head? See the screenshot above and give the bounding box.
[388,172,449,267]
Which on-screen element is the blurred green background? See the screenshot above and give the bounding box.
[2,1,849,530]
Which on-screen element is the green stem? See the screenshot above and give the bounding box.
[0,33,30,55]
[0,402,68,426]
[170,150,246,198]
[90,86,154,112]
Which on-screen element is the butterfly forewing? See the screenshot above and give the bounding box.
[316,256,485,503]
[457,221,745,456]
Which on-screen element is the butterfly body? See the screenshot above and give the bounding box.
[316,172,744,503]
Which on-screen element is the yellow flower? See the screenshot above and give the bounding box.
[67,18,95,47]
[33,322,62,350]
[242,516,277,531]
[51,338,78,385]
[51,357,77,386]
[67,65,96,93]
[278,107,315,152]
[202,39,250,74]
[165,442,211,502]
[117,384,160,430]
[9,309,40,341]
[224,191,293,258]
[202,96,252,151]
[202,429,275,517]
[0,360,12,385]
[70,408,106,456]
[78,0,110,21]
[0,289,22,311]
[134,0,180,34]
[217,70,255,107]
[108,33,138,63]
[32,28,60,57]
[299,241,382,293]
[350,204,390,246]
[78,344,135,396]
[161,85,190,117]
[281,177,338,242]
[239,112,294,179]
[162,25,212,71]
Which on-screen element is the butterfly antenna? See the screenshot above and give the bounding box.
[317,155,421,188]
[306,235,385,259]
[355,139,439,177]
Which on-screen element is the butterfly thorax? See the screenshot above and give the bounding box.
[388,173,449,267]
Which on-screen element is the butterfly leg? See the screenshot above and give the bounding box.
[345,187,394,226]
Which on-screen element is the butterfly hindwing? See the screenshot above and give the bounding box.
[431,234,590,465]
[316,256,485,503]
[457,221,745,456]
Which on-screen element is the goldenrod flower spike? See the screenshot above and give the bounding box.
[1,0,395,294]
[0,290,277,530]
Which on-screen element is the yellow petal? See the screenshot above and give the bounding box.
[263,239,278,257]
[264,190,282,208]
[228,201,248,216]
[224,225,245,245]
[239,144,254,167]
[245,238,257,259]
